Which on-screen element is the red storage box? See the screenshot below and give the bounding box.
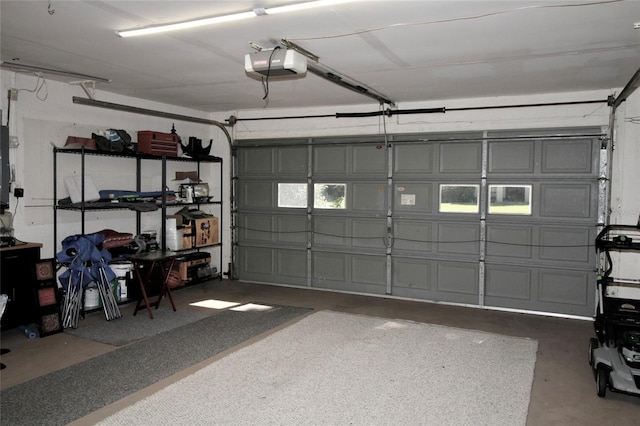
[137,131,179,157]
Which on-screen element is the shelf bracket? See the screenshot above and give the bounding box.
[69,80,97,100]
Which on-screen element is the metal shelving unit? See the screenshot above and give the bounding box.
[52,146,223,276]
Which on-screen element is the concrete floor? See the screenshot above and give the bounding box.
[1,279,639,425]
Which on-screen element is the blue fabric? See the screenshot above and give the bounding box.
[99,189,175,200]
[56,234,115,290]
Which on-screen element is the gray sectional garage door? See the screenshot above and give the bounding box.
[235,127,605,317]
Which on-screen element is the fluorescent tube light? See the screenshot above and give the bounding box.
[117,11,256,37]
[116,0,353,38]
[266,0,353,15]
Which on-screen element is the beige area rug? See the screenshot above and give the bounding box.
[97,311,538,425]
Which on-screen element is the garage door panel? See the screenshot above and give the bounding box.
[353,219,387,250]
[542,139,593,174]
[488,141,535,173]
[277,146,308,175]
[539,226,592,264]
[539,270,590,306]
[312,252,386,294]
[485,265,596,316]
[440,142,482,174]
[314,145,348,175]
[393,257,433,291]
[393,220,434,252]
[313,217,348,246]
[485,265,532,300]
[393,144,434,175]
[276,215,308,245]
[238,147,273,176]
[239,213,307,245]
[240,246,274,276]
[313,217,387,252]
[313,251,348,282]
[394,183,433,214]
[352,182,387,212]
[239,214,273,242]
[237,247,308,286]
[277,249,307,279]
[352,255,386,286]
[353,145,386,176]
[238,181,274,209]
[540,183,593,218]
[437,261,479,298]
[437,222,480,255]
[486,224,533,258]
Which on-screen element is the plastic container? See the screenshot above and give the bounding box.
[111,262,133,301]
[84,284,101,309]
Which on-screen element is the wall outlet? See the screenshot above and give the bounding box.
[14,188,24,198]
[9,136,19,147]
[9,89,18,101]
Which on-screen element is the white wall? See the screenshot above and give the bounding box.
[609,92,640,226]
[3,69,638,275]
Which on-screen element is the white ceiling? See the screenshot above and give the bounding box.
[1,0,639,113]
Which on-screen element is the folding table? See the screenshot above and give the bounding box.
[130,250,178,319]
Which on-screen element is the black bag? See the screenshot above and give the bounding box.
[92,130,133,153]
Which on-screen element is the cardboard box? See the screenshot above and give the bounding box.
[174,171,201,182]
[174,252,211,281]
[168,210,218,248]
[183,225,194,249]
[193,216,219,247]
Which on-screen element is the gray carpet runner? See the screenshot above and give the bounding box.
[0,305,311,426]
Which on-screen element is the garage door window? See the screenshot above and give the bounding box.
[439,184,479,213]
[278,183,307,208]
[314,183,346,209]
[488,185,532,215]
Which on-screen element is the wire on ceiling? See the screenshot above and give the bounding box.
[285,0,624,42]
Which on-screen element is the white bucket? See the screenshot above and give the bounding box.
[84,284,101,309]
[111,262,133,278]
[111,262,133,300]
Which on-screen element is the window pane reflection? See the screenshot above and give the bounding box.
[488,185,532,215]
[278,183,307,208]
[314,183,346,209]
[439,184,479,213]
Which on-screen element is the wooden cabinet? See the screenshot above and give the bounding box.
[0,243,42,330]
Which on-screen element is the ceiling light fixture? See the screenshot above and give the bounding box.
[116,0,353,38]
